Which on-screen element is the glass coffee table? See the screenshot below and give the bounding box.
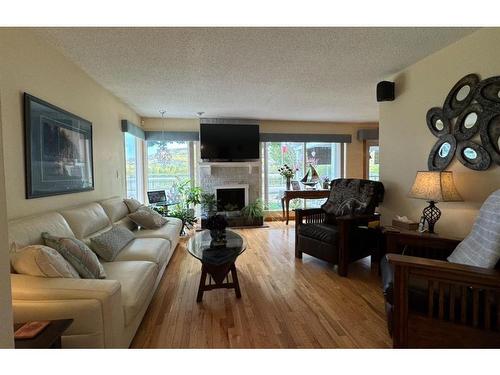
[187,229,246,302]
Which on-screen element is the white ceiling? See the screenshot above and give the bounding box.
[38,27,477,122]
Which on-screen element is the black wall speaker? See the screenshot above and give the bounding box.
[377,81,395,102]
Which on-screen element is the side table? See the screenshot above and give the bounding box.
[14,319,73,349]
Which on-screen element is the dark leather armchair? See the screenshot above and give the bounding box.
[295,178,385,277]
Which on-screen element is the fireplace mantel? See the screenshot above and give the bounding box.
[199,161,260,175]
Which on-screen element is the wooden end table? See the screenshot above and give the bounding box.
[14,319,73,349]
[187,229,246,302]
[281,189,330,224]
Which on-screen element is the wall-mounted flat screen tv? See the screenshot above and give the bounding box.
[200,123,260,161]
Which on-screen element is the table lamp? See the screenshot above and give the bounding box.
[408,171,462,233]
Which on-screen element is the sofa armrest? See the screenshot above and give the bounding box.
[10,274,125,348]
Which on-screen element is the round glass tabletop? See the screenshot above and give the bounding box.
[187,229,246,266]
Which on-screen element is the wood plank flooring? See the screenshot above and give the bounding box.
[131,222,391,348]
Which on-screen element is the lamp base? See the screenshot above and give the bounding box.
[422,200,441,234]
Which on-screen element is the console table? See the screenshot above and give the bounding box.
[281,189,330,224]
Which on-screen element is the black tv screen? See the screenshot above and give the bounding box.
[200,124,260,161]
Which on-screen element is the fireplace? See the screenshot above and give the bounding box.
[215,184,249,212]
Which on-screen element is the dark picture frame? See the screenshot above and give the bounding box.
[24,93,94,199]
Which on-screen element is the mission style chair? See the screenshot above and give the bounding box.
[382,189,500,348]
[295,178,385,276]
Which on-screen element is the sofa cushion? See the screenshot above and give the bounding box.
[60,203,111,240]
[89,226,136,262]
[134,217,182,243]
[448,189,500,269]
[298,223,339,244]
[8,212,75,248]
[101,261,157,326]
[114,238,170,266]
[128,207,167,229]
[10,243,80,278]
[99,197,129,223]
[321,179,384,216]
[42,233,106,279]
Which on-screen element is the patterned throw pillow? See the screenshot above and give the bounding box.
[128,206,167,229]
[322,179,382,216]
[42,233,106,279]
[10,243,80,278]
[448,189,500,269]
[90,226,135,261]
[124,198,143,213]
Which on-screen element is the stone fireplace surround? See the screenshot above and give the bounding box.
[198,162,261,214]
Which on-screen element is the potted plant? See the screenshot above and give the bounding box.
[205,214,228,247]
[241,198,264,226]
[201,192,217,217]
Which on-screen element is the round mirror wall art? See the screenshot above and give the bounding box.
[426,74,500,171]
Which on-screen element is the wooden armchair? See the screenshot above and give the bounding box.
[382,188,500,348]
[387,251,500,348]
[295,179,384,276]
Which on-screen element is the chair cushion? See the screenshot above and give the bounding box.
[321,179,384,216]
[114,238,170,266]
[101,261,157,326]
[298,223,339,244]
[448,189,500,269]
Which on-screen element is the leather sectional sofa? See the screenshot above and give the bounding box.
[8,197,182,348]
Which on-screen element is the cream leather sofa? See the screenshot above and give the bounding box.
[9,197,182,348]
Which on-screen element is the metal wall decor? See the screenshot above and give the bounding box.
[426,74,500,171]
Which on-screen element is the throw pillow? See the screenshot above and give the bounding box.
[322,179,381,216]
[448,189,500,269]
[90,226,135,261]
[124,198,143,213]
[128,206,167,229]
[42,233,106,279]
[10,243,80,278]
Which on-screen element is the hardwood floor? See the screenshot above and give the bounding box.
[131,222,391,348]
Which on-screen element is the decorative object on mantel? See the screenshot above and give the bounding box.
[426,73,500,171]
[300,163,320,189]
[278,164,298,190]
[408,171,463,234]
[205,214,228,248]
[24,93,94,198]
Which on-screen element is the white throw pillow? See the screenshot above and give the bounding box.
[124,198,143,213]
[10,243,80,278]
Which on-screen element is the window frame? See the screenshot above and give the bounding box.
[123,132,144,202]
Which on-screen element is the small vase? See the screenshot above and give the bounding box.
[286,177,291,190]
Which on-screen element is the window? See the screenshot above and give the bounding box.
[262,141,343,211]
[146,140,192,202]
[366,141,380,181]
[124,132,143,200]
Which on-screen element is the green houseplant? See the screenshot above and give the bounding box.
[201,193,217,217]
[241,198,264,226]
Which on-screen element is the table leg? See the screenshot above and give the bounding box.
[231,264,241,298]
[196,266,208,303]
[281,196,285,222]
[285,198,290,225]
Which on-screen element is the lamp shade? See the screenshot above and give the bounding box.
[408,171,462,202]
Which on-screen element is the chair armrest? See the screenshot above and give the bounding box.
[387,254,500,287]
[294,208,325,225]
[11,274,125,348]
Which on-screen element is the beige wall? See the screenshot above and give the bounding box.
[142,118,377,178]
[0,29,141,220]
[0,92,14,348]
[379,28,500,238]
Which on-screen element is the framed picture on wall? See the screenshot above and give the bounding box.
[24,93,94,199]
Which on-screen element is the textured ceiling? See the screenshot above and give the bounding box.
[37,27,477,122]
